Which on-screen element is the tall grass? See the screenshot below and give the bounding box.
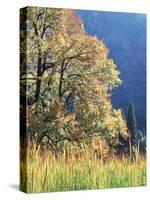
[20,141,146,193]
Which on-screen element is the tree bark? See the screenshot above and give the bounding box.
[35,56,42,102]
[58,62,65,98]
[35,77,42,102]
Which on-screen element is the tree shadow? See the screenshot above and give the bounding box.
[9,184,19,191]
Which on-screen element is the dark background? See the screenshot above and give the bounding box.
[76,10,146,133]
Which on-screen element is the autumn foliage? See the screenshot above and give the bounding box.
[19,7,147,193]
[20,7,128,155]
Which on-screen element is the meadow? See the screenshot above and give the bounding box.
[20,141,146,193]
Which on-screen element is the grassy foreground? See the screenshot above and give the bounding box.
[20,142,146,193]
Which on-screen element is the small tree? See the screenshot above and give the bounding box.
[127,103,137,133]
[126,103,146,154]
[126,102,138,146]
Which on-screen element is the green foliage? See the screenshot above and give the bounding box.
[139,136,146,153]
[126,102,137,145]
[126,102,146,153]
[127,102,137,133]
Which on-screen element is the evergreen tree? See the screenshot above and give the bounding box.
[126,103,146,153]
[127,103,137,132]
[126,102,137,146]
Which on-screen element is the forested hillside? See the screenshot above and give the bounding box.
[76,10,146,132]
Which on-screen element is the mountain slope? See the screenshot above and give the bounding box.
[76,10,146,132]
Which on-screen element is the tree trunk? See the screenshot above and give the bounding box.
[58,61,65,98]
[35,77,42,102]
[58,67,64,98]
[35,56,42,102]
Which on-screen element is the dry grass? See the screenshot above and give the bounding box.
[20,141,146,193]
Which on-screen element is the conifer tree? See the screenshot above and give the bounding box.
[126,102,137,146]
